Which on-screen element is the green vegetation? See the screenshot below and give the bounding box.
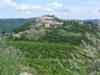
[1,16,100,75]
[40,28,85,45]
[8,40,100,75]
[12,20,97,45]
[0,19,29,32]
[0,41,22,75]
[13,19,36,33]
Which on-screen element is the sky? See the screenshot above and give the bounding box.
[0,0,100,19]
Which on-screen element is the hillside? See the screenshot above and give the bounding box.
[1,15,100,75]
[12,15,100,46]
[0,18,34,32]
[7,40,100,75]
[84,19,100,25]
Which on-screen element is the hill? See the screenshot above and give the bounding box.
[2,15,100,75]
[0,18,34,32]
[84,19,100,25]
[7,40,100,75]
[12,15,100,46]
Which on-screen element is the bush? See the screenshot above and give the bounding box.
[0,41,22,75]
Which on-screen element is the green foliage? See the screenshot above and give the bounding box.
[0,41,22,75]
[10,41,76,59]
[40,28,85,45]
[11,19,97,46]
[2,17,100,75]
[0,19,30,32]
[8,40,100,75]
[63,24,94,33]
[13,19,35,33]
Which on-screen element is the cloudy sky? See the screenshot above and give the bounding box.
[0,0,100,19]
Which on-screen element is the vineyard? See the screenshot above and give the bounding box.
[8,40,100,75]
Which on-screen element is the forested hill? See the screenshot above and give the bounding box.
[0,18,34,32]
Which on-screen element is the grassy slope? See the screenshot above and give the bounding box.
[8,40,100,75]
[0,41,22,75]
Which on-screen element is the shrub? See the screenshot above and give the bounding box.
[0,41,22,75]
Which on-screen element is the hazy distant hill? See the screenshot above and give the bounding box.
[84,19,100,24]
[0,18,33,32]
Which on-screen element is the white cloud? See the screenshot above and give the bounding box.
[0,0,16,7]
[31,5,54,12]
[15,4,32,10]
[59,6,100,19]
[50,2,63,9]
[0,0,54,13]
[25,11,32,15]
[16,4,54,12]
[0,0,62,14]
[0,0,100,19]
